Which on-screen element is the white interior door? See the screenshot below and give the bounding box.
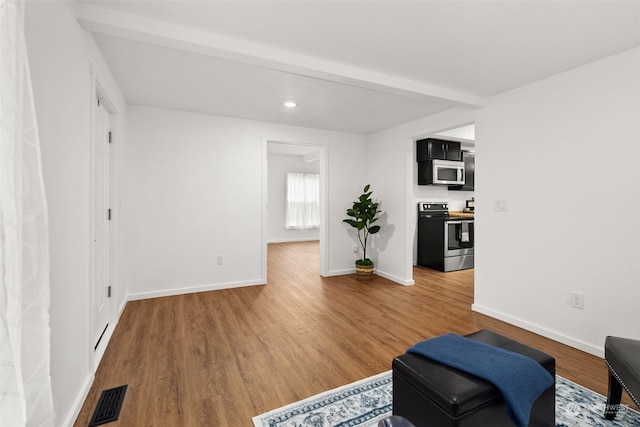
[93,98,111,350]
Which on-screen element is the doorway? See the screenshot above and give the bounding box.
[263,141,327,282]
[412,123,475,280]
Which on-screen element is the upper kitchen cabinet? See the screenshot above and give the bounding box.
[416,138,462,162]
[450,150,475,191]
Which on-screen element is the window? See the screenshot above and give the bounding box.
[285,173,320,229]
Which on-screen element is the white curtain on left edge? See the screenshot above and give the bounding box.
[0,0,55,426]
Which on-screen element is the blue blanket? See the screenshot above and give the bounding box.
[407,334,554,427]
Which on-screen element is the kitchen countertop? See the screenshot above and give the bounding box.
[448,211,475,219]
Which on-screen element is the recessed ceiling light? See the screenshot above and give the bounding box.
[284,101,297,108]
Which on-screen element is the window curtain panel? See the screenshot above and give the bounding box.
[285,173,320,229]
[1,0,55,425]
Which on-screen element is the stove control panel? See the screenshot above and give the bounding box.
[419,202,448,212]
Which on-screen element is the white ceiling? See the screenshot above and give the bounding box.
[77,0,640,134]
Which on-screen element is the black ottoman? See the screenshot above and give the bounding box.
[392,330,555,427]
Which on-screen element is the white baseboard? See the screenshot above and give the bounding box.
[127,279,265,301]
[61,372,94,427]
[323,268,355,277]
[375,269,415,286]
[472,303,604,358]
[324,268,414,286]
[66,307,128,426]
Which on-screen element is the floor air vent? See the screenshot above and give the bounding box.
[88,384,127,426]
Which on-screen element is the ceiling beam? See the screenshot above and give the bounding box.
[75,2,484,108]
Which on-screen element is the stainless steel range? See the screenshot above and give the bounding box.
[417,202,474,272]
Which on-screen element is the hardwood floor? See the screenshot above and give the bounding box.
[74,241,615,426]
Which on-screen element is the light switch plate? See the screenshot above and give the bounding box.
[494,200,508,212]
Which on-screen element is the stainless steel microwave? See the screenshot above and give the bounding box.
[418,159,465,185]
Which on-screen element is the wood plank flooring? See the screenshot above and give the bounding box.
[74,241,617,426]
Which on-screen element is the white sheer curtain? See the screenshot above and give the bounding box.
[1,0,55,425]
[285,173,320,229]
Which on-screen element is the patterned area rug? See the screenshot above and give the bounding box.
[252,371,640,427]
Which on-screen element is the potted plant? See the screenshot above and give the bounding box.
[343,184,382,280]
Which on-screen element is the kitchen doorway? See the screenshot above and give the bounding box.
[412,123,475,280]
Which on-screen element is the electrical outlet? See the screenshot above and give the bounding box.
[570,292,584,310]
[217,255,223,265]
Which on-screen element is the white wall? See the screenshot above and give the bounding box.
[24,4,638,424]
[366,109,477,284]
[123,105,366,299]
[267,153,320,243]
[366,48,640,356]
[473,47,640,356]
[25,2,127,426]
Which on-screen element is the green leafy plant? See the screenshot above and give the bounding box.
[343,184,382,265]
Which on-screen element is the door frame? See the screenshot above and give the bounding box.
[89,78,119,370]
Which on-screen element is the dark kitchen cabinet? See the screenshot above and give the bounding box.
[449,150,475,191]
[416,138,462,162]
